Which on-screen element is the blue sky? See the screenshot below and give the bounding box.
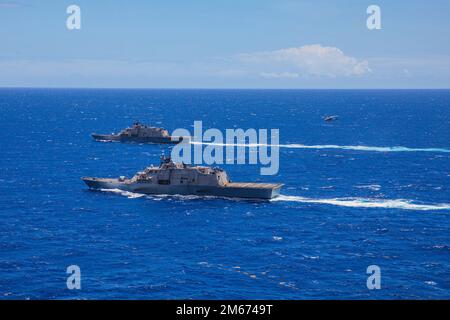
[1,0,449,88]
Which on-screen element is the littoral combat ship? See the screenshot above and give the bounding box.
[91,122,186,144]
[82,156,283,200]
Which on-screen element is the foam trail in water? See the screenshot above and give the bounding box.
[99,188,145,199]
[98,189,258,202]
[272,195,450,211]
[99,188,449,211]
[189,141,450,153]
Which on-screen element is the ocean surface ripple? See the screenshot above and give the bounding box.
[1,89,449,299]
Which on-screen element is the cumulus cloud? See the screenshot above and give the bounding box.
[238,44,371,78]
[0,44,375,87]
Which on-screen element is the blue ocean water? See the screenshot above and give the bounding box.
[0,88,449,299]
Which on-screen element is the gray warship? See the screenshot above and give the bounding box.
[82,156,283,199]
[91,122,186,144]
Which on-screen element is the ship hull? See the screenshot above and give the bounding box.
[91,134,184,144]
[82,178,282,200]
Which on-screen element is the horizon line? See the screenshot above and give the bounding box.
[1,87,450,91]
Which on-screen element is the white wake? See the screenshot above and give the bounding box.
[98,188,450,211]
[99,188,146,199]
[189,141,450,153]
[272,195,450,211]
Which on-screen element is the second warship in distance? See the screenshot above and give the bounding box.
[91,122,187,144]
[82,156,283,200]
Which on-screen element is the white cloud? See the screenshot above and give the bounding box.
[238,44,371,78]
[0,45,371,85]
[8,45,450,88]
